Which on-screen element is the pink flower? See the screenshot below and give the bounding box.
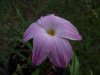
[23,14,82,68]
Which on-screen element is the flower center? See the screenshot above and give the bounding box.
[47,29,55,36]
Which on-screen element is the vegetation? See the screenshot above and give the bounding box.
[0,0,100,75]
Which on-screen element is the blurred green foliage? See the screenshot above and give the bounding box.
[0,0,100,75]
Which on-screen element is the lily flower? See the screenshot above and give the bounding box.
[23,14,82,68]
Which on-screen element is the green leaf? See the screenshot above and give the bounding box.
[90,70,94,75]
[32,69,39,75]
[69,53,80,75]
[16,8,26,25]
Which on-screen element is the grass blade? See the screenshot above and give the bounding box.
[69,53,80,75]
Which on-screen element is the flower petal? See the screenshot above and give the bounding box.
[48,37,73,68]
[32,35,53,65]
[23,22,46,42]
[37,14,56,30]
[37,14,82,40]
[51,15,82,40]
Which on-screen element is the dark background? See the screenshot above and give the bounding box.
[0,0,100,75]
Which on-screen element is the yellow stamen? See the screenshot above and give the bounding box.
[47,29,55,36]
